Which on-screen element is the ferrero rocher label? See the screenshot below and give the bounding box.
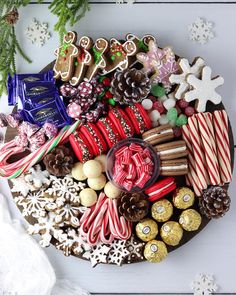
[160,221,183,246]
[135,218,158,242]
[179,209,202,231]
[172,187,195,209]
[151,199,173,222]
[144,240,168,263]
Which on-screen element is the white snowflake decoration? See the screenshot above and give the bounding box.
[83,243,111,267]
[24,164,51,190]
[10,175,33,197]
[191,274,218,295]
[188,17,214,45]
[25,18,51,47]
[108,239,129,266]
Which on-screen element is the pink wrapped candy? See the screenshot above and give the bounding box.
[18,121,39,137]
[28,129,46,148]
[5,112,22,128]
[42,122,58,139]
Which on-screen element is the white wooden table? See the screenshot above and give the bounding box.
[0,1,236,293]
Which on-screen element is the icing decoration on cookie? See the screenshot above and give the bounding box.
[70,36,94,86]
[169,57,205,99]
[184,66,224,112]
[54,31,79,82]
[85,38,109,81]
[10,175,34,197]
[125,235,145,263]
[137,40,179,91]
[107,239,130,266]
[101,38,137,75]
[82,242,111,267]
[24,164,51,190]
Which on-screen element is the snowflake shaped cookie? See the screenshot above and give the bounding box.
[10,175,33,197]
[169,57,205,99]
[45,175,85,202]
[125,235,145,263]
[25,18,51,47]
[190,273,218,295]
[188,17,214,45]
[108,239,129,266]
[83,243,111,267]
[24,164,51,190]
[137,40,179,91]
[184,65,224,112]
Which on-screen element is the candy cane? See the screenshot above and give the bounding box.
[197,112,220,185]
[0,121,81,179]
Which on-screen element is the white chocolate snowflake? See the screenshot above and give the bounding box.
[169,57,205,99]
[191,273,218,295]
[25,18,51,47]
[108,239,129,266]
[188,17,214,45]
[83,243,111,267]
[24,164,51,190]
[184,66,224,112]
[125,235,145,263]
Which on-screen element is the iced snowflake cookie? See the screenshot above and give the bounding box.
[24,164,51,190]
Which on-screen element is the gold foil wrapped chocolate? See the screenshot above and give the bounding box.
[144,240,168,263]
[151,199,173,222]
[173,187,195,209]
[160,221,183,246]
[179,209,202,231]
[135,218,158,242]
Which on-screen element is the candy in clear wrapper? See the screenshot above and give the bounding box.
[43,122,58,139]
[28,129,46,147]
[160,221,183,246]
[173,187,195,209]
[179,209,202,231]
[5,112,22,128]
[18,121,39,137]
[135,218,158,242]
[144,240,168,263]
[151,199,173,222]
[14,134,28,147]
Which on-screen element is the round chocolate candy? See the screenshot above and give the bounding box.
[179,209,202,231]
[135,218,158,242]
[173,187,195,209]
[151,199,173,222]
[144,240,168,263]
[160,221,183,246]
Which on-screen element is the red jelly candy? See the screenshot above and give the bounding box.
[153,100,165,114]
[173,127,182,138]
[177,99,189,109]
[185,106,195,117]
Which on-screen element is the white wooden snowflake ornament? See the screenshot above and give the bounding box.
[25,18,51,47]
[184,65,224,112]
[188,17,214,45]
[169,57,205,99]
[191,273,218,295]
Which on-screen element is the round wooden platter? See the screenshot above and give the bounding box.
[5,62,235,264]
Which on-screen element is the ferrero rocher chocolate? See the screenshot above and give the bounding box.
[135,218,158,242]
[144,240,168,263]
[151,199,173,222]
[179,209,202,231]
[173,187,195,209]
[160,221,183,246]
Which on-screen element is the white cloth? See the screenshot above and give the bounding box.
[0,193,90,295]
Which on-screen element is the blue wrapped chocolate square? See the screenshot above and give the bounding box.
[23,90,61,110]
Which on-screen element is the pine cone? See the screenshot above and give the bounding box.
[111,68,151,105]
[199,186,231,219]
[5,8,19,25]
[117,193,149,222]
[43,146,74,176]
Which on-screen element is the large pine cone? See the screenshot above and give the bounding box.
[117,193,149,222]
[43,146,74,176]
[111,68,151,105]
[199,186,231,219]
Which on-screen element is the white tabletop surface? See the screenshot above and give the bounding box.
[0,1,236,293]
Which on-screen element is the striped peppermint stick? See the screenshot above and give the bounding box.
[197,112,220,185]
[213,110,232,183]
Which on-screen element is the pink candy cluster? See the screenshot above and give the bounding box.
[113,142,154,191]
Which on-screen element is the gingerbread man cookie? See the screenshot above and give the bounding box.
[70,36,94,86]
[85,38,109,81]
[100,38,137,75]
[54,31,79,82]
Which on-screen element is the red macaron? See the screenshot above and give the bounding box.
[108,107,135,139]
[79,122,107,156]
[145,177,177,202]
[69,131,94,163]
[125,103,152,134]
[96,117,121,149]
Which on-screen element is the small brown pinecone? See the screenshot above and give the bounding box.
[5,8,19,25]
[117,193,149,222]
[111,68,151,105]
[199,186,231,219]
[43,146,74,176]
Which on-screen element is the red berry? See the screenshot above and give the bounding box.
[153,100,165,114]
[105,90,113,99]
[103,77,111,87]
[185,106,195,117]
[177,99,189,109]
[173,127,182,137]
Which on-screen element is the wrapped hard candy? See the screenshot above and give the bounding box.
[67,102,82,119]
[5,112,22,128]
[18,121,39,137]
[43,122,58,139]
[60,83,79,98]
[28,129,46,147]
[14,133,28,147]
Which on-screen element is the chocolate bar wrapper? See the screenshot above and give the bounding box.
[23,90,61,110]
